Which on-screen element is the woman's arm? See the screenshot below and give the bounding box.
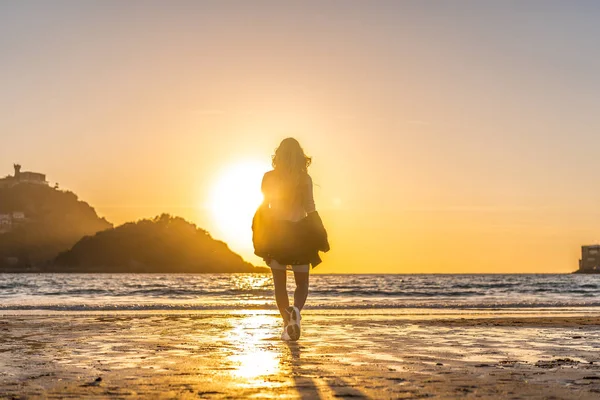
[304,175,316,214]
[261,172,271,206]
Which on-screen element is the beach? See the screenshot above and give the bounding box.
[1,311,599,399]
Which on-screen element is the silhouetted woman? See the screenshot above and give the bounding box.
[253,138,329,341]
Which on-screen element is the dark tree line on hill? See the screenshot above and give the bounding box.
[54,214,266,273]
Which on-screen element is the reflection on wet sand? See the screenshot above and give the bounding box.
[226,313,281,384]
[0,312,599,399]
[223,312,369,398]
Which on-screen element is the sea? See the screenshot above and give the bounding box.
[0,274,599,314]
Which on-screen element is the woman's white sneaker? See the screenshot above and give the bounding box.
[285,306,302,341]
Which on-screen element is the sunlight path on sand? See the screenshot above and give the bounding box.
[0,311,599,398]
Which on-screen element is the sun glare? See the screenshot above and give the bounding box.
[209,161,271,250]
[226,313,283,385]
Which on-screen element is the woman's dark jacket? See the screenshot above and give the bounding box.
[252,205,330,268]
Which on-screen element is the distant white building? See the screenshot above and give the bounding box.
[0,212,26,233]
[0,214,12,233]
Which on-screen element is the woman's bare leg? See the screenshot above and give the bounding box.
[271,268,290,321]
[293,271,310,311]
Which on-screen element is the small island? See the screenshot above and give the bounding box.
[54,214,267,273]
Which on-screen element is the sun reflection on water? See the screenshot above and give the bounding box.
[230,274,272,293]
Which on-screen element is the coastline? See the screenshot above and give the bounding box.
[1,310,599,399]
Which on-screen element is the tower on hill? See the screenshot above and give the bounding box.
[0,164,48,188]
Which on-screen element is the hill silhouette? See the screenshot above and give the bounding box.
[54,214,267,273]
[0,183,112,270]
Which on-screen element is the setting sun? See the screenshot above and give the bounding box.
[208,161,271,251]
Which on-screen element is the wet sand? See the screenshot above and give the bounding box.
[1,311,599,399]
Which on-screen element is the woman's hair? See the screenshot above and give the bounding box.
[272,137,311,178]
[271,138,311,198]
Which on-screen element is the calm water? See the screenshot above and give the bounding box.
[0,273,599,312]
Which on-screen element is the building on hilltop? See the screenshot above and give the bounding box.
[578,245,600,273]
[0,164,48,188]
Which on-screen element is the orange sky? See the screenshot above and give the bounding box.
[2,1,600,273]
